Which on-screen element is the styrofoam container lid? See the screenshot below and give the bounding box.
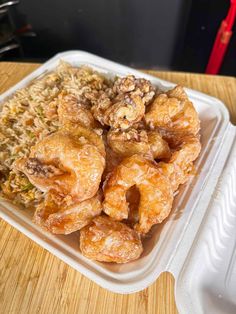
[0,51,235,313]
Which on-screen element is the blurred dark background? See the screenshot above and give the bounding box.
[0,0,235,75]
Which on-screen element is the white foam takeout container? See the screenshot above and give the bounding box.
[0,51,236,313]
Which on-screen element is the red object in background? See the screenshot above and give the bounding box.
[206,0,236,74]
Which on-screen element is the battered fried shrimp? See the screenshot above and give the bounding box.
[15,130,105,202]
[147,131,171,159]
[103,155,173,234]
[145,85,200,136]
[159,135,201,191]
[126,185,140,226]
[132,120,146,130]
[113,75,155,104]
[107,128,149,157]
[89,89,114,125]
[62,124,105,158]
[107,128,170,159]
[57,92,98,129]
[34,192,102,234]
[144,86,201,191]
[88,75,155,129]
[103,93,146,129]
[102,133,123,179]
[80,215,143,263]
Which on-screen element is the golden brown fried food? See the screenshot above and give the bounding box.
[145,85,200,137]
[0,58,203,265]
[80,215,143,263]
[113,75,155,104]
[107,128,149,157]
[144,86,201,192]
[103,93,146,129]
[33,192,102,234]
[15,130,105,203]
[88,75,155,129]
[103,75,155,129]
[107,128,170,159]
[102,132,123,179]
[147,131,171,159]
[159,135,201,191]
[103,155,173,234]
[57,92,98,129]
[62,124,105,158]
[126,185,140,226]
[86,88,114,125]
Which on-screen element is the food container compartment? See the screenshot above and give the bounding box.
[0,51,235,313]
[175,137,236,314]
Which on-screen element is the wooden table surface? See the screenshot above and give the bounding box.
[0,62,235,314]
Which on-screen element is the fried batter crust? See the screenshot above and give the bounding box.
[80,215,143,263]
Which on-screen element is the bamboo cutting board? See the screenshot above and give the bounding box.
[0,62,235,314]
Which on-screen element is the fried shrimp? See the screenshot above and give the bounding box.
[147,131,171,159]
[88,75,155,129]
[145,85,200,137]
[33,192,102,234]
[102,132,123,179]
[15,130,105,202]
[107,128,149,157]
[57,92,98,129]
[159,135,201,191]
[113,75,155,104]
[103,93,146,129]
[85,88,114,125]
[126,185,140,226]
[103,75,155,129]
[62,124,105,158]
[80,215,143,263]
[103,155,173,234]
[107,128,170,159]
[144,86,201,191]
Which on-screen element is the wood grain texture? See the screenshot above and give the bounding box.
[0,62,235,314]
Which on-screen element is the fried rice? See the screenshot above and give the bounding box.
[0,61,110,208]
